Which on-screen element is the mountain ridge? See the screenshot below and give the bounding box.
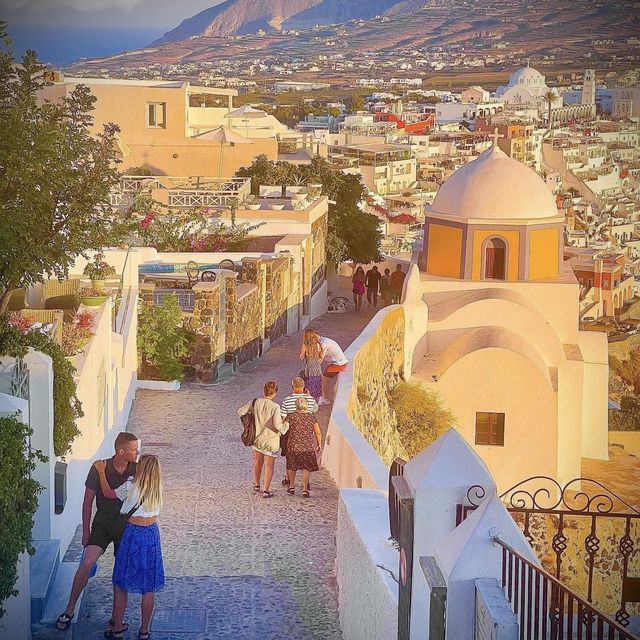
[152,0,416,45]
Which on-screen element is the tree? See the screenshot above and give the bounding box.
[236,155,382,264]
[0,415,46,617]
[0,23,124,312]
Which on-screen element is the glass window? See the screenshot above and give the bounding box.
[146,102,166,128]
[475,412,505,446]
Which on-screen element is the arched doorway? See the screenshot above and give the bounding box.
[483,237,507,280]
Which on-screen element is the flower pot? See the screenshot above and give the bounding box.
[246,203,261,210]
[269,204,285,210]
[91,278,106,292]
[291,192,306,201]
[80,295,108,307]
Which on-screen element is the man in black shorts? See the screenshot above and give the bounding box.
[56,432,139,632]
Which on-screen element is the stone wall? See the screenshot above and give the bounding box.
[265,257,289,343]
[225,276,262,367]
[311,215,327,295]
[348,307,409,465]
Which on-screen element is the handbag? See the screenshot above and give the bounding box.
[299,356,308,381]
[240,399,257,446]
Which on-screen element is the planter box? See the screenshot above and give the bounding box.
[80,296,108,307]
[137,379,181,391]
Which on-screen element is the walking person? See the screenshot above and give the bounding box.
[380,268,393,306]
[96,454,165,640]
[238,381,287,498]
[299,328,325,401]
[306,329,348,406]
[280,376,319,487]
[284,397,322,498]
[56,433,139,633]
[365,265,382,307]
[390,264,406,303]
[351,265,365,311]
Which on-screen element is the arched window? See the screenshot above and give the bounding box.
[483,237,507,280]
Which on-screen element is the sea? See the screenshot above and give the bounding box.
[6,24,166,67]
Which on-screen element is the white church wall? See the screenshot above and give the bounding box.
[426,348,558,492]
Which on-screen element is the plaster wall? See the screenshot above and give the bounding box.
[609,431,640,457]
[428,348,558,492]
[336,490,398,640]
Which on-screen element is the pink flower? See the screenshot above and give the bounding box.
[139,215,154,229]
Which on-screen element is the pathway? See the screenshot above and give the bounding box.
[40,291,378,640]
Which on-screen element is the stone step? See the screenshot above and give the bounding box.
[40,561,84,628]
[215,362,235,383]
[30,539,60,624]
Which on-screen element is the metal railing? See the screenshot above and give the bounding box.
[388,457,407,543]
[110,176,251,210]
[496,537,638,640]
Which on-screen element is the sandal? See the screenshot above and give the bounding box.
[287,487,295,495]
[104,631,124,640]
[302,490,310,498]
[105,622,128,638]
[138,632,151,640]
[262,490,274,498]
[56,612,74,631]
[252,483,261,492]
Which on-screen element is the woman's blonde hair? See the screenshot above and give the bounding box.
[303,328,322,359]
[132,454,162,513]
[295,396,309,412]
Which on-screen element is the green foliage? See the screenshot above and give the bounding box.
[138,297,189,382]
[609,395,640,432]
[0,24,126,312]
[123,165,153,176]
[0,414,46,618]
[0,318,83,458]
[124,193,255,252]
[236,155,382,264]
[388,380,456,458]
[82,253,116,280]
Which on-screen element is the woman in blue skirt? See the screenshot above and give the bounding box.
[96,454,164,640]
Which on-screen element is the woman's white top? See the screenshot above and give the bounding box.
[117,481,161,518]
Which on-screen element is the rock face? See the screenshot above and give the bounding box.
[153,0,408,44]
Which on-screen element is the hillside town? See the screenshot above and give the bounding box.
[1,4,640,640]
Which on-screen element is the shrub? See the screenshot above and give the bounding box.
[0,317,82,458]
[0,414,46,617]
[138,296,189,382]
[73,310,96,330]
[61,323,93,357]
[388,380,456,458]
[82,253,116,281]
[609,395,640,431]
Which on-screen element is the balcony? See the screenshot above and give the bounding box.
[110,176,251,209]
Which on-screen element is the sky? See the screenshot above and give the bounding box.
[1,0,225,28]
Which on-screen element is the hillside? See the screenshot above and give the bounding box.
[153,0,407,44]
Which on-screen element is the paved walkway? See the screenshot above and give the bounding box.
[43,294,378,640]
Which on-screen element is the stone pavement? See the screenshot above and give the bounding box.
[35,291,379,640]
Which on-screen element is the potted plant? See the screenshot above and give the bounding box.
[79,287,109,307]
[83,253,116,291]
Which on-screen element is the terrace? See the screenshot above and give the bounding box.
[109,175,251,209]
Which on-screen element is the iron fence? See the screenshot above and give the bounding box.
[389,457,406,543]
[458,477,640,628]
[153,289,194,312]
[496,537,638,639]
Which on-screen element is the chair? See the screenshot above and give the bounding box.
[43,279,80,322]
[7,288,27,311]
[19,309,63,345]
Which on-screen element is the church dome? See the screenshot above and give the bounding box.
[510,65,544,85]
[430,145,559,221]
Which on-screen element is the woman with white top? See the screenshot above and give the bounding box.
[96,454,164,640]
[238,380,288,498]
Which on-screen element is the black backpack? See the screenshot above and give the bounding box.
[240,399,257,446]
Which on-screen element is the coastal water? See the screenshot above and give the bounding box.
[7,24,165,66]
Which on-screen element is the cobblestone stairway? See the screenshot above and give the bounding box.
[34,297,378,640]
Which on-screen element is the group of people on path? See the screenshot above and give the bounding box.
[53,330,349,637]
[56,433,164,640]
[351,263,406,310]
[238,327,348,499]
